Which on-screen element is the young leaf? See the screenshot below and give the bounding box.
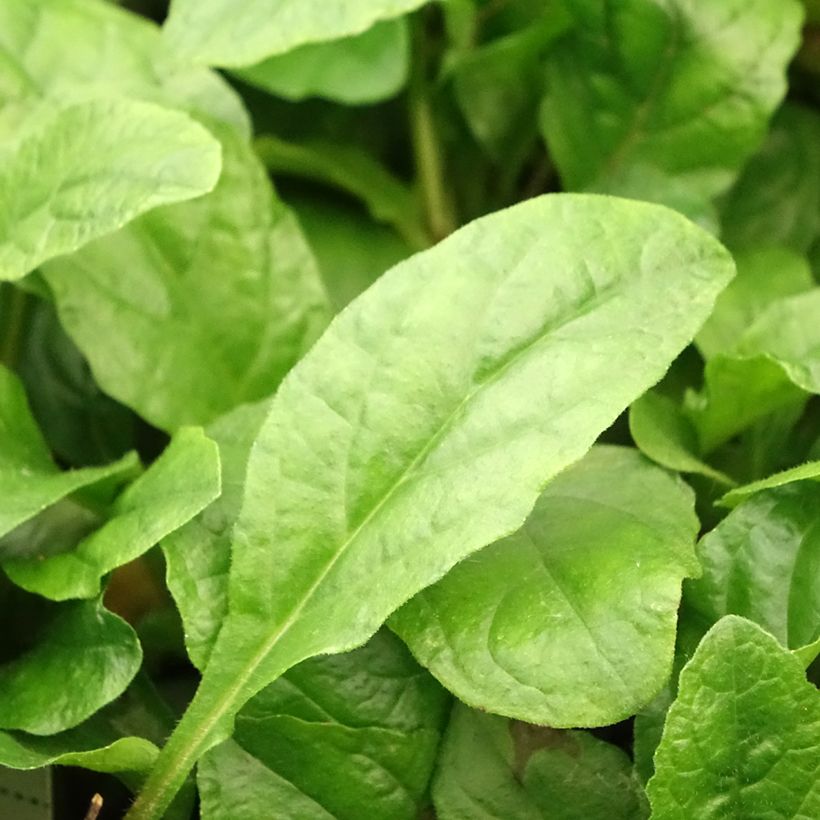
[3,428,221,601]
[43,124,329,431]
[648,616,820,819]
[390,446,699,726]
[198,631,449,820]
[163,0,433,68]
[628,391,734,484]
[0,365,138,540]
[541,0,803,210]
[432,705,649,820]
[718,459,820,507]
[0,598,141,735]
[0,0,249,138]
[686,484,820,650]
[0,98,222,282]
[236,20,410,105]
[127,194,733,819]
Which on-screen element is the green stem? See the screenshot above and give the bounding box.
[409,23,457,242]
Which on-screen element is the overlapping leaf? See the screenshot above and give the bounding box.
[4,428,220,601]
[0,98,221,282]
[0,365,138,542]
[128,194,733,818]
[199,632,449,820]
[44,125,329,431]
[0,0,249,137]
[391,446,699,726]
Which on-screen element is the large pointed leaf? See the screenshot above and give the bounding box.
[391,446,699,726]
[163,0,433,67]
[432,705,648,820]
[541,0,802,212]
[126,194,733,819]
[198,631,449,820]
[3,428,221,601]
[44,124,329,431]
[0,98,221,282]
[0,365,138,540]
[647,616,820,819]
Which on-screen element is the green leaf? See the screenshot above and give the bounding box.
[432,705,649,820]
[0,597,141,735]
[720,104,820,253]
[541,0,803,210]
[0,98,222,282]
[128,194,734,818]
[0,674,173,775]
[0,730,157,775]
[163,401,270,671]
[255,135,426,248]
[718,459,820,507]
[695,246,813,360]
[686,484,820,651]
[3,427,221,601]
[628,390,734,484]
[237,19,410,105]
[391,446,699,726]
[647,616,820,819]
[198,631,449,820]
[43,124,330,431]
[163,0,433,67]
[0,0,249,138]
[683,289,820,453]
[0,365,138,540]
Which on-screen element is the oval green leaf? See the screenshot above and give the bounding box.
[391,446,700,726]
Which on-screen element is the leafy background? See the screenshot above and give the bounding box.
[0,0,818,818]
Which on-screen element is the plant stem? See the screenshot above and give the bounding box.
[409,20,457,242]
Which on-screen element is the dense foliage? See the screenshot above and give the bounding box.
[0,1,818,818]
